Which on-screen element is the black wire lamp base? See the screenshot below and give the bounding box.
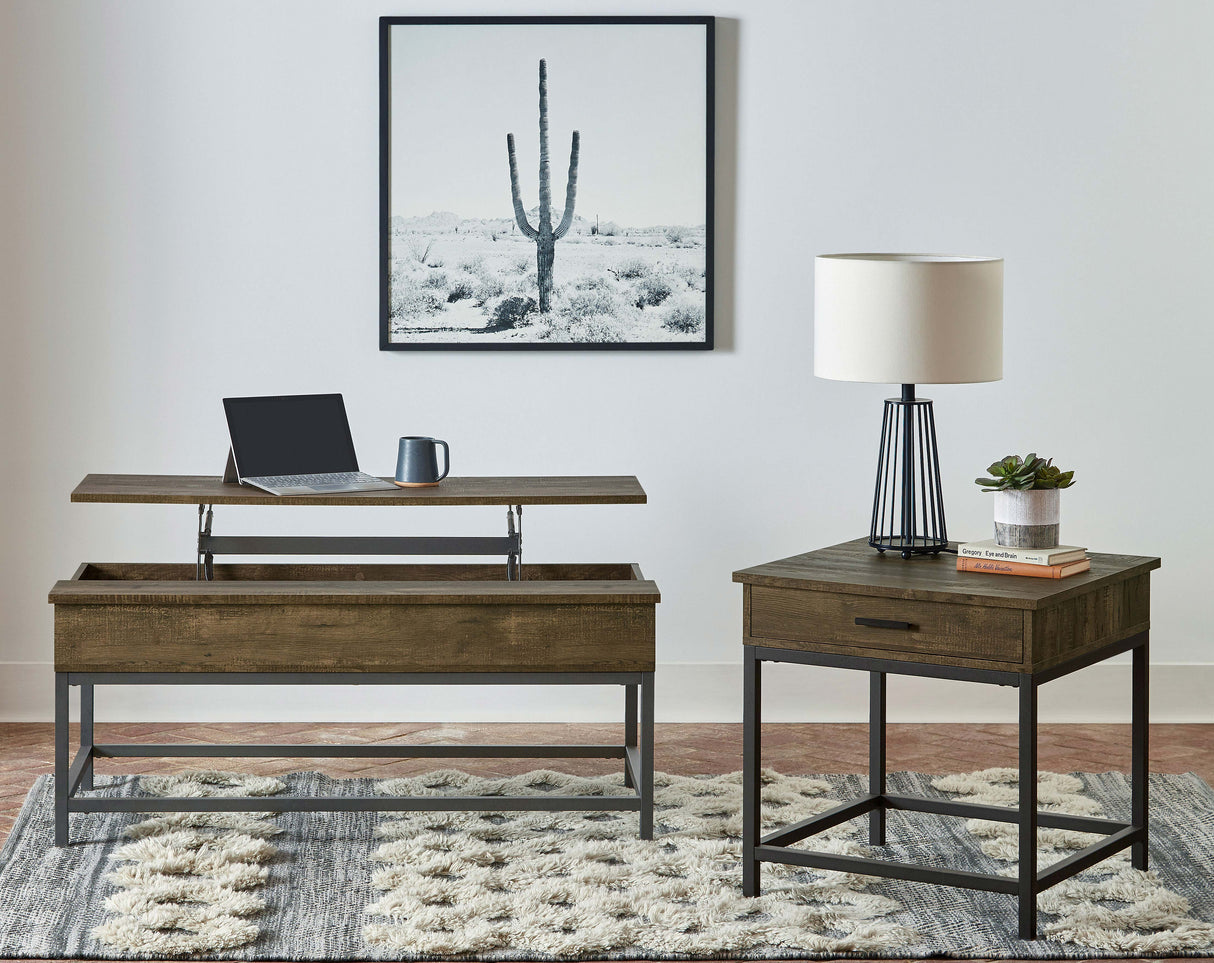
[870,384,948,559]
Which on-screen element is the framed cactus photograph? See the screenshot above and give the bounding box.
[379,16,715,350]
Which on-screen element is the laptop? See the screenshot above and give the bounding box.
[223,393,399,495]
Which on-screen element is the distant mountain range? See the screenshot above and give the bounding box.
[390,211,705,235]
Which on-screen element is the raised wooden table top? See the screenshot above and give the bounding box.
[71,474,647,507]
[733,538,1160,610]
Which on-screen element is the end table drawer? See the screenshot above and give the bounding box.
[748,587,1023,663]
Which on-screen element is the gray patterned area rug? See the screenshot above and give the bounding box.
[1,768,1213,959]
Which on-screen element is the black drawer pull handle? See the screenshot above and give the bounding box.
[855,617,915,631]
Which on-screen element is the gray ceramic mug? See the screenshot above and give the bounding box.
[394,436,450,488]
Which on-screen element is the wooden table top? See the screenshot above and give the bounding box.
[70,474,647,507]
[733,538,1161,610]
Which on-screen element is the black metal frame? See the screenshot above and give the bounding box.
[870,384,948,558]
[377,15,715,352]
[196,503,524,581]
[54,670,655,847]
[742,633,1149,940]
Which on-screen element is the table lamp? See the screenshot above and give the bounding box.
[814,254,1003,558]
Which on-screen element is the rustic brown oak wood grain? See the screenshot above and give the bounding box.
[747,586,1023,664]
[1027,574,1151,672]
[733,538,1159,610]
[54,564,657,673]
[70,474,647,506]
[55,603,656,673]
[735,539,1160,673]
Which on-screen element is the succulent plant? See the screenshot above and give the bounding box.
[975,453,1075,492]
[1032,459,1076,490]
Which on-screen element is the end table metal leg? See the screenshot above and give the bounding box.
[743,649,762,896]
[80,682,95,792]
[869,671,887,845]
[639,672,655,840]
[54,673,69,847]
[1018,675,1038,940]
[1132,634,1150,870]
[624,684,638,789]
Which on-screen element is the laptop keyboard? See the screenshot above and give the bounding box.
[244,471,395,491]
[256,472,369,487]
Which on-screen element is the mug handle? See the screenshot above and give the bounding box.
[434,439,450,481]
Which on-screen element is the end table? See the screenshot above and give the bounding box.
[733,539,1160,940]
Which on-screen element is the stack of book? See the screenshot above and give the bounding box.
[956,539,1090,579]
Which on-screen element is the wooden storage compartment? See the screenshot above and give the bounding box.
[52,563,659,674]
[747,585,1023,664]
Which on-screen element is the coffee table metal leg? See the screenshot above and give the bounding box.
[869,671,887,845]
[54,673,69,847]
[80,682,95,792]
[743,648,761,896]
[624,684,638,789]
[1018,675,1038,940]
[1132,634,1149,870]
[639,671,655,839]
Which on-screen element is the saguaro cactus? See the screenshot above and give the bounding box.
[507,59,579,313]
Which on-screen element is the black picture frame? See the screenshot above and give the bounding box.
[379,16,715,351]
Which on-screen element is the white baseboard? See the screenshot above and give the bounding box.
[2,661,1211,723]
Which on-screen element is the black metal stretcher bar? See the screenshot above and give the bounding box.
[54,670,655,845]
[196,503,525,580]
[742,632,1150,941]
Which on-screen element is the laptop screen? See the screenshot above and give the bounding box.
[224,394,359,477]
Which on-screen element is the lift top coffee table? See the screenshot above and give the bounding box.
[50,474,659,846]
[733,538,1160,939]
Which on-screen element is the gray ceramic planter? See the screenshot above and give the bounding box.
[993,489,1060,548]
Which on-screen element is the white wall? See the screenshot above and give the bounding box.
[2,0,1211,724]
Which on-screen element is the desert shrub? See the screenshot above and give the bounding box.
[511,256,531,274]
[474,273,504,302]
[614,258,648,280]
[446,274,477,302]
[407,239,434,264]
[664,226,688,244]
[457,255,486,273]
[556,285,632,323]
[389,273,444,320]
[573,273,615,292]
[492,296,537,329]
[675,264,705,289]
[600,221,621,237]
[660,298,704,335]
[545,283,639,342]
[421,270,449,290]
[501,265,538,299]
[634,273,673,308]
[566,317,625,342]
[534,312,625,344]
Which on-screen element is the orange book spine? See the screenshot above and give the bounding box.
[956,556,1091,579]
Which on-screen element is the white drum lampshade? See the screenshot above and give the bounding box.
[813,253,1004,558]
[814,254,1003,384]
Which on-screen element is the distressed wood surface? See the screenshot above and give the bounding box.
[1027,574,1152,672]
[747,586,1023,665]
[52,563,658,605]
[52,562,658,672]
[734,538,1160,610]
[739,540,1160,673]
[55,600,657,673]
[70,474,647,506]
